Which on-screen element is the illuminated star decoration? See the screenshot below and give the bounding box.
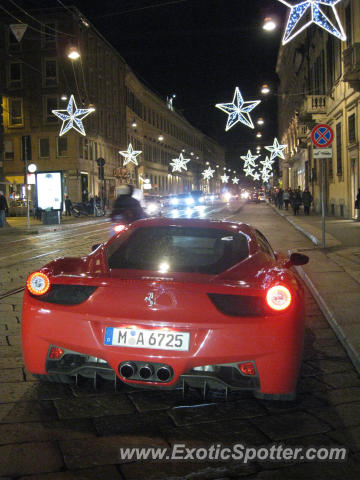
[261,169,273,183]
[265,138,287,161]
[52,94,95,136]
[241,150,260,168]
[170,153,190,173]
[252,172,261,181]
[244,166,255,177]
[221,174,229,183]
[119,143,142,166]
[216,87,261,131]
[232,177,239,184]
[260,156,275,169]
[201,166,215,180]
[277,0,346,46]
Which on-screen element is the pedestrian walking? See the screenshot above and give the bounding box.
[65,195,72,216]
[283,189,290,210]
[355,188,360,221]
[302,188,313,216]
[277,188,284,209]
[0,191,9,228]
[292,188,302,216]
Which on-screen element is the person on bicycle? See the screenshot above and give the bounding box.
[111,184,146,223]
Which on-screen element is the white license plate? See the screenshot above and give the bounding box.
[104,327,190,351]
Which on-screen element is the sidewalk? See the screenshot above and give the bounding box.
[0,214,109,235]
[270,202,360,374]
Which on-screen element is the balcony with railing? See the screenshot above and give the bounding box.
[343,43,360,90]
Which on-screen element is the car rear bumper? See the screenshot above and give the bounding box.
[22,292,305,395]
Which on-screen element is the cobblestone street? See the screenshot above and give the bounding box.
[0,204,359,479]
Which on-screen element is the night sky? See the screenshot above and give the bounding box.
[11,0,287,169]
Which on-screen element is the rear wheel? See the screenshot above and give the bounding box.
[33,374,74,384]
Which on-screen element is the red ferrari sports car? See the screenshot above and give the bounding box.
[22,218,309,400]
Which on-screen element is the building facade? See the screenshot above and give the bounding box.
[276,0,360,219]
[0,6,225,212]
[124,68,225,195]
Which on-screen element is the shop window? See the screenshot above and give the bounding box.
[39,138,50,158]
[57,137,68,156]
[8,62,22,88]
[9,98,23,126]
[43,59,57,86]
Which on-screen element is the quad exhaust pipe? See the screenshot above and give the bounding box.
[119,361,173,382]
[119,362,137,379]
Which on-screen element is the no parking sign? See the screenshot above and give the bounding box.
[311,124,334,148]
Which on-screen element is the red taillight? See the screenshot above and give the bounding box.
[26,272,50,296]
[266,285,292,311]
[114,224,126,233]
[49,347,64,359]
[239,362,256,376]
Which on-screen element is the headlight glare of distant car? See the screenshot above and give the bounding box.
[146,202,159,214]
[266,285,292,311]
[186,197,194,205]
[27,272,51,296]
[170,198,178,206]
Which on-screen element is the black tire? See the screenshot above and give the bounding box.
[33,373,74,384]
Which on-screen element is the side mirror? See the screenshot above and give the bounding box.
[286,252,309,268]
[92,243,101,252]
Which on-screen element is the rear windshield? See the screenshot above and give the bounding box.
[107,226,249,274]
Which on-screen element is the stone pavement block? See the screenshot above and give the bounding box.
[0,337,8,346]
[18,466,123,480]
[54,394,135,419]
[251,411,330,441]
[0,357,24,369]
[0,442,63,477]
[0,419,96,445]
[0,346,23,357]
[305,315,332,329]
[120,460,257,480]
[297,376,333,394]
[254,461,359,480]
[0,382,73,403]
[260,394,328,413]
[168,399,267,427]
[163,418,268,447]
[328,425,360,453]
[0,401,57,423]
[60,435,168,469]
[0,305,13,312]
[313,387,360,405]
[6,335,21,346]
[129,390,199,412]
[308,402,360,429]
[23,368,40,381]
[321,371,360,388]
[0,368,24,382]
[94,411,173,436]
[309,358,357,374]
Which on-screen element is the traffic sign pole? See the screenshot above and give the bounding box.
[311,124,334,249]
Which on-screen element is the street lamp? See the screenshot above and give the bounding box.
[256,132,262,138]
[158,134,164,141]
[263,17,276,31]
[131,119,137,128]
[261,84,271,95]
[61,94,68,101]
[67,46,80,60]
[257,118,264,126]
